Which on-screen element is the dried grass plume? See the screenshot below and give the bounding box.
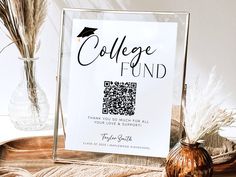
[0,0,47,112]
[0,0,47,57]
[183,68,236,144]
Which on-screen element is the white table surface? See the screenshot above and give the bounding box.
[0,115,56,145]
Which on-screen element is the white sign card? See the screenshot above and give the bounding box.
[65,18,178,158]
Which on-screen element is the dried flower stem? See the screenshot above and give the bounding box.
[24,60,39,112]
[0,0,47,113]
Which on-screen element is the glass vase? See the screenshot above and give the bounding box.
[8,57,49,131]
[166,139,213,177]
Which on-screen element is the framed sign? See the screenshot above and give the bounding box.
[53,8,189,166]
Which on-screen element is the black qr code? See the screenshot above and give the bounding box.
[102,81,137,116]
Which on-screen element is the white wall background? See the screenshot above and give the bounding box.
[0,0,236,116]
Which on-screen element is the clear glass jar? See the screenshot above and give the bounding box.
[8,57,49,131]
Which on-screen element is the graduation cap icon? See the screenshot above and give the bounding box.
[77,27,97,38]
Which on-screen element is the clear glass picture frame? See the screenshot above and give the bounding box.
[53,8,189,167]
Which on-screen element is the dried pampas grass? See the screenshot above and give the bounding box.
[0,0,47,112]
[0,0,47,57]
[183,68,236,144]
